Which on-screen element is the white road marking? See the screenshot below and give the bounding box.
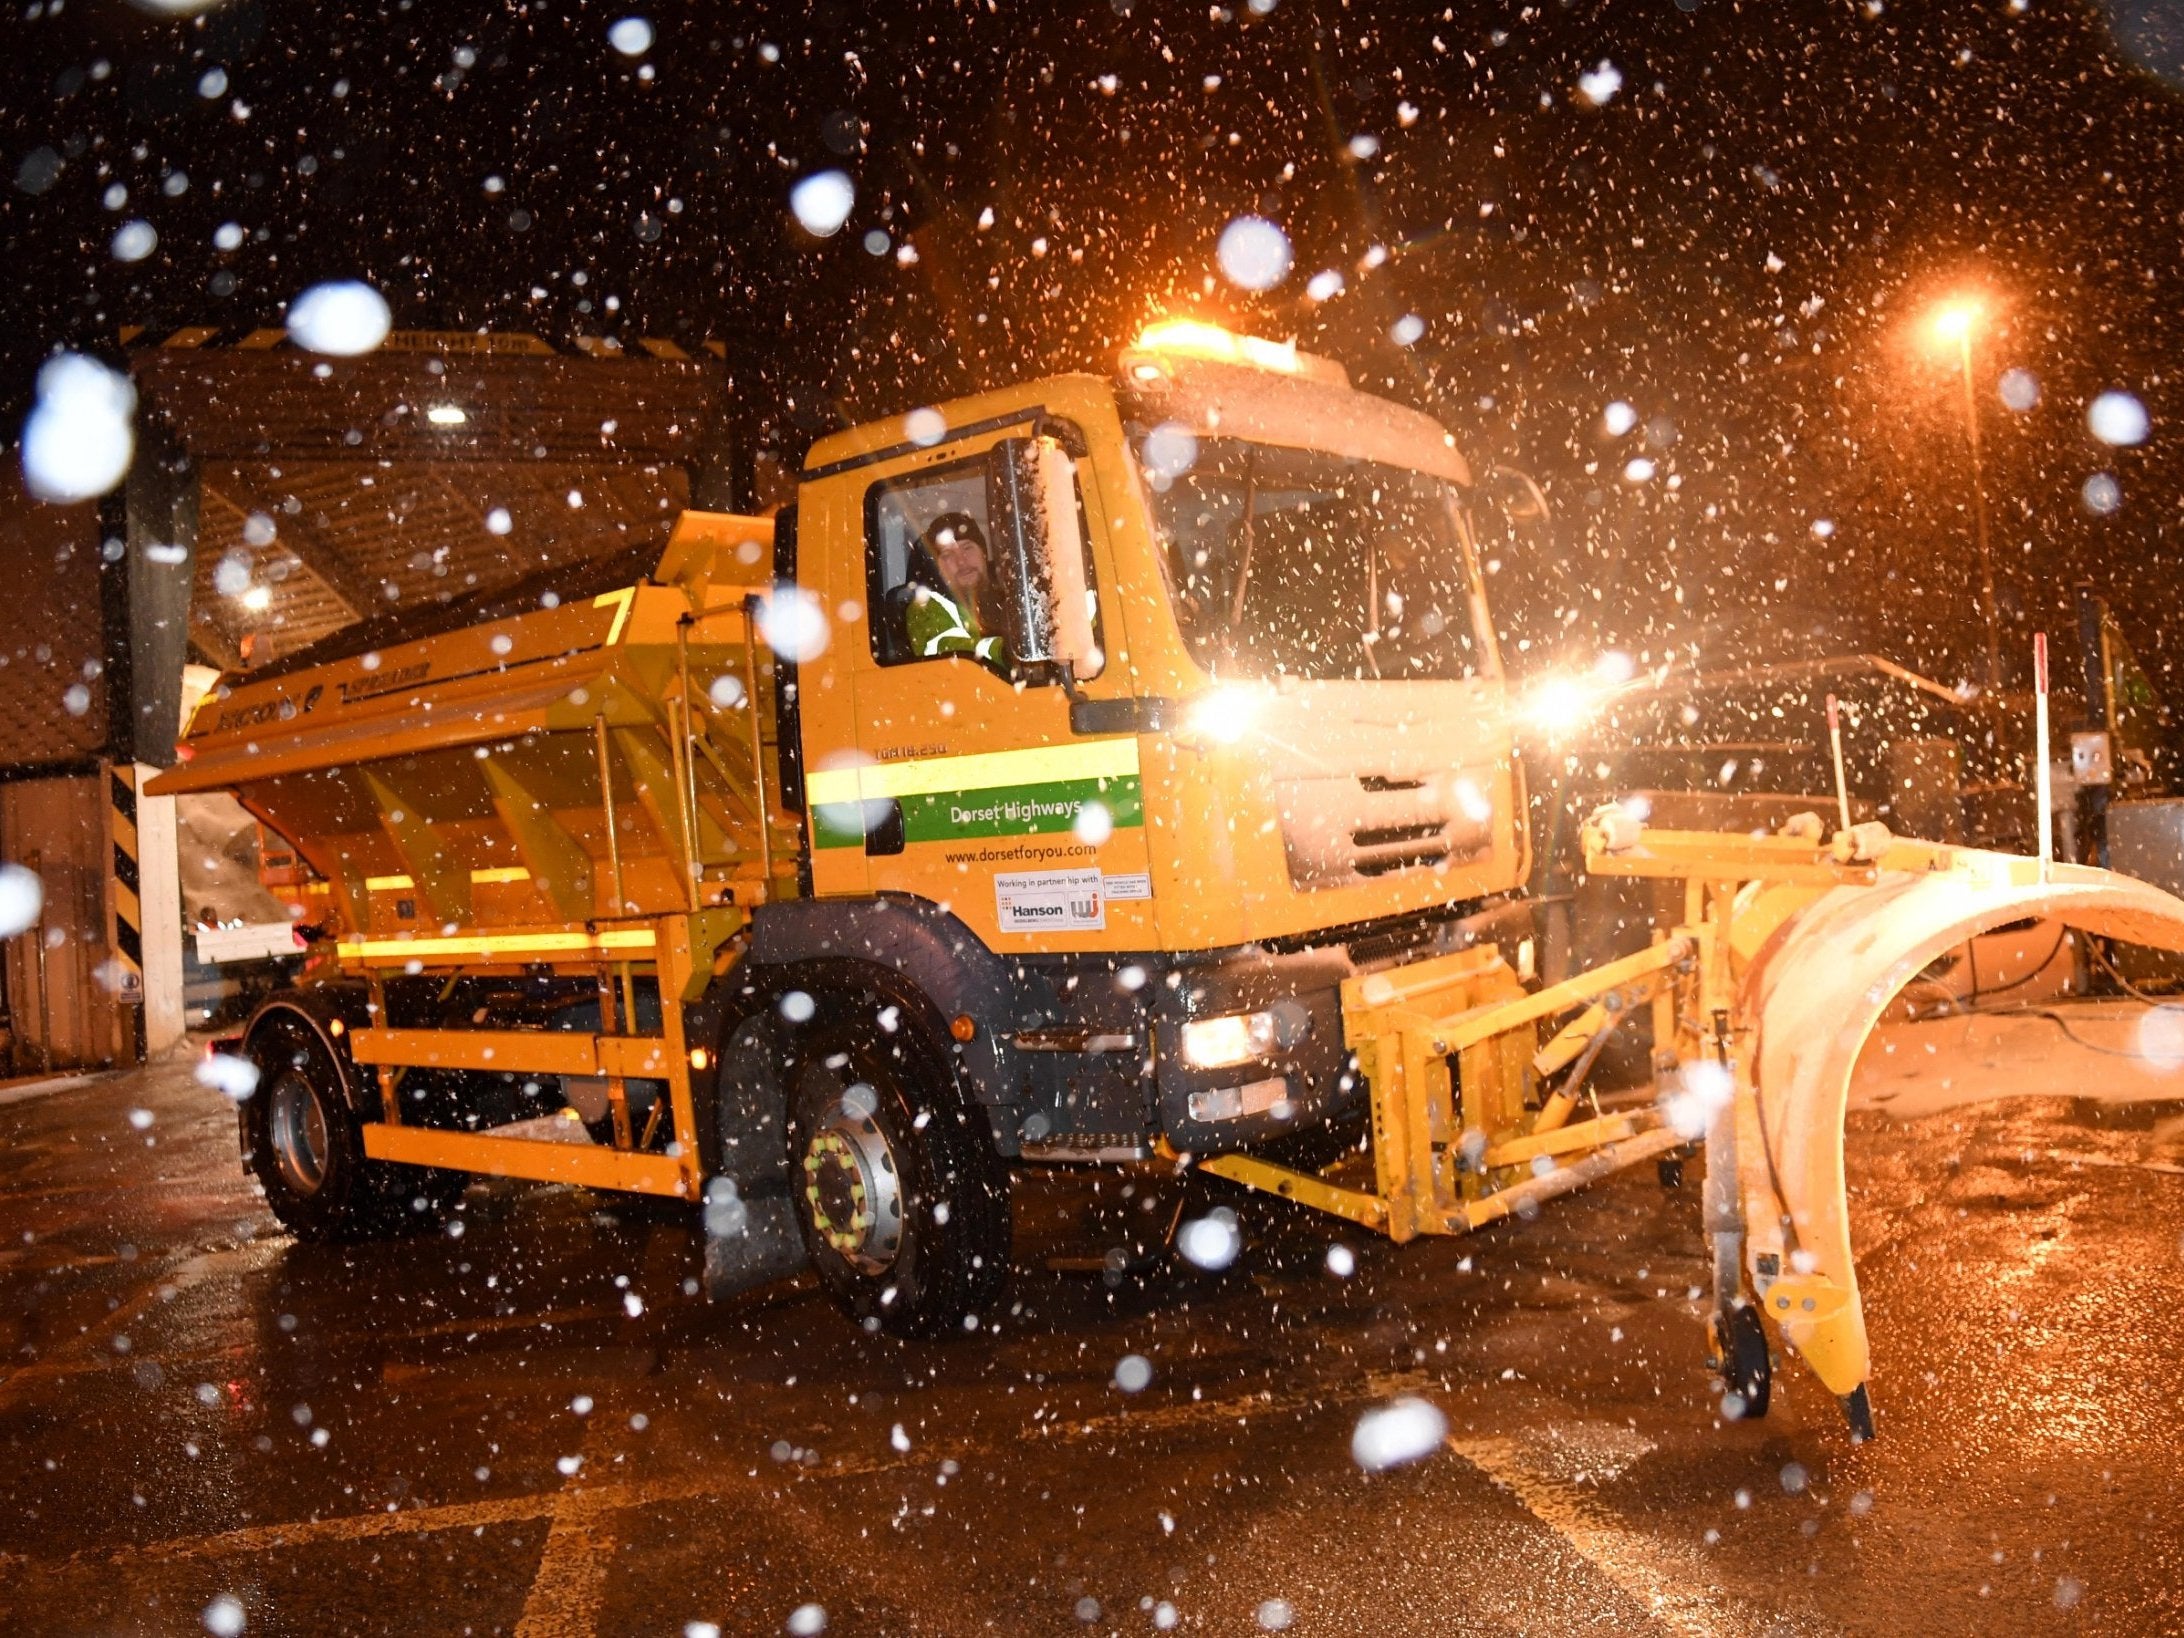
[512,1486,621,1638]
[10,1449,927,1576]
[513,1400,637,1638]
[0,1476,714,1582]
[1446,1428,1813,1638]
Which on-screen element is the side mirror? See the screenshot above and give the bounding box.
[988,434,1101,681]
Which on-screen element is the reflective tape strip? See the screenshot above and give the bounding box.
[336,927,656,961]
[805,737,1140,806]
[364,867,533,892]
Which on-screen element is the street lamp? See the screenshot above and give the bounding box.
[1924,294,2001,690]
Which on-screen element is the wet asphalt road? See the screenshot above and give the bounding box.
[1,1038,2181,1637]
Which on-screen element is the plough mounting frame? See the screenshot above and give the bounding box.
[1199,820,2184,1437]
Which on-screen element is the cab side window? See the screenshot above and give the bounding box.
[865,460,1001,668]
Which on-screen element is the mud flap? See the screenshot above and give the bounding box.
[701,1179,809,1300]
[1734,851,2184,1402]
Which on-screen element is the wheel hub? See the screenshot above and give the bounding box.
[267,1071,332,1197]
[800,1083,903,1274]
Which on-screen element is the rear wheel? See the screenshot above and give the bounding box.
[244,1014,461,1241]
[784,992,1010,1336]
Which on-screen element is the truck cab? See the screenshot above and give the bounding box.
[782,322,1526,1161]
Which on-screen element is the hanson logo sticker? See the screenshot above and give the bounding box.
[995,868,1106,933]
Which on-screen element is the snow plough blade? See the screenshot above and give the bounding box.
[1724,841,2184,1411]
[1200,821,2184,1435]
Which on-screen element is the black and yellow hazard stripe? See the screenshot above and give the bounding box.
[107,763,145,1001]
[117,324,712,360]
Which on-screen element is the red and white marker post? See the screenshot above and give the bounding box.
[1826,692,1852,838]
[2034,632,2052,880]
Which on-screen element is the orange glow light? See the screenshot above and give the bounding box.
[1122,320,1351,388]
[1132,318,1301,373]
[1925,296,1984,351]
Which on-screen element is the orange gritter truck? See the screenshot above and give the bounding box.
[150,322,2184,1437]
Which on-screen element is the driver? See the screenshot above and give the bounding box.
[905,512,1005,665]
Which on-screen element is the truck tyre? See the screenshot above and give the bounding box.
[243,1012,458,1241]
[783,990,1010,1336]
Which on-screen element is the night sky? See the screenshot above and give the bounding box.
[5,0,2183,707]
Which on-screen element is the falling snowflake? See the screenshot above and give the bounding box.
[1175,1211,1240,1271]
[757,587,829,660]
[1216,216,1292,291]
[790,171,856,237]
[2087,390,2149,447]
[287,281,392,356]
[0,865,43,938]
[1351,1397,1448,1471]
[21,354,135,502]
[110,220,158,262]
[1577,61,1624,105]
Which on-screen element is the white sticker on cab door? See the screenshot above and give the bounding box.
[994,868,1106,932]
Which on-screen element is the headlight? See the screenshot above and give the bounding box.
[1179,1002,1309,1069]
[1184,687,1260,746]
[1522,655,1637,739]
[1525,674,1598,737]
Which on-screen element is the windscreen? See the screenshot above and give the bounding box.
[1133,433,1489,682]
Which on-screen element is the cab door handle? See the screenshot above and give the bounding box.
[865,798,905,856]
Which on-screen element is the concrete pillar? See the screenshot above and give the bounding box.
[133,763,185,1056]
[103,416,199,768]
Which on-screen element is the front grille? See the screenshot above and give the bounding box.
[1353,821,1448,849]
[1353,839,1452,877]
[1278,769,1495,890]
[1344,918,1451,968]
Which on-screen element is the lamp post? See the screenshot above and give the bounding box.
[1927,297,2001,691]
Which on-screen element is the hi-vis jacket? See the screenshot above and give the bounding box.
[904,586,1003,664]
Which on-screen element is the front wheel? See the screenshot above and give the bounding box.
[244,1012,459,1241]
[784,992,1010,1336]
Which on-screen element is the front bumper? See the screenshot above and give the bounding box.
[1150,955,1356,1152]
